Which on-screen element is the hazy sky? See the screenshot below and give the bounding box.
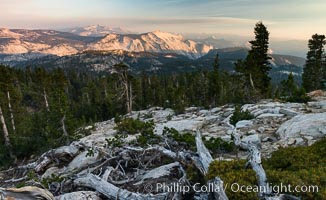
[1,0,325,40]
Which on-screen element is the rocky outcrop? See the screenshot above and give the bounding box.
[1,96,325,199]
[276,113,326,146]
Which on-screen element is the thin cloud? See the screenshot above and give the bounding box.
[120,17,262,25]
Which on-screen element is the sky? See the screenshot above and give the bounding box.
[1,0,326,40]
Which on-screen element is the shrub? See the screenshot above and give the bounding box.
[106,134,127,148]
[204,137,235,154]
[163,127,196,151]
[230,105,254,126]
[208,160,258,200]
[136,130,161,147]
[115,118,154,135]
[115,118,160,147]
[207,138,326,200]
[163,127,235,153]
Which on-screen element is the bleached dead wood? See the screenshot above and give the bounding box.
[124,146,178,160]
[195,130,213,175]
[246,145,271,198]
[2,144,80,178]
[2,176,28,184]
[35,156,52,173]
[208,177,229,200]
[7,91,16,134]
[43,88,50,112]
[0,186,54,200]
[134,162,181,185]
[195,130,229,200]
[61,115,70,145]
[228,118,300,200]
[0,105,13,159]
[74,173,169,200]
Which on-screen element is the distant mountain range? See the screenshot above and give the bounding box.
[0,27,212,59]
[61,25,133,37]
[0,26,306,83]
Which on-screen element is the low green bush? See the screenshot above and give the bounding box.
[230,105,254,126]
[204,137,235,154]
[208,160,258,200]
[163,127,235,153]
[207,138,326,199]
[115,118,154,135]
[115,118,160,147]
[163,127,196,151]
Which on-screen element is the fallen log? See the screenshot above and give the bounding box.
[194,130,229,200]
[195,130,213,175]
[246,144,271,198]
[0,186,54,200]
[74,173,169,200]
[134,162,181,185]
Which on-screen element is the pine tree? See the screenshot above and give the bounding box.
[302,34,326,91]
[209,53,220,106]
[280,73,297,97]
[236,21,271,97]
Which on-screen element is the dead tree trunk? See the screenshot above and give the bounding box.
[228,121,300,200]
[0,105,14,159]
[249,73,256,91]
[43,88,50,112]
[114,63,133,113]
[123,76,133,113]
[246,145,271,198]
[121,72,133,113]
[0,186,54,200]
[74,173,169,200]
[7,91,16,134]
[129,82,133,112]
[61,115,70,145]
[124,80,130,113]
[195,130,229,200]
[195,130,213,175]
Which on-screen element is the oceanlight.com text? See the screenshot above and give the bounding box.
[147,182,319,194]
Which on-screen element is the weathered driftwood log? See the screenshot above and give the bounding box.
[133,162,181,185]
[0,186,54,200]
[195,130,213,175]
[195,130,229,200]
[123,146,178,160]
[2,144,80,177]
[228,119,300,200]
[246,144,272,198]
[74,173,169,200]
[208,177,229,200]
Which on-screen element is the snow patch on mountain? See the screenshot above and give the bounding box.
[88,31,213,59]
[0,28,212,59]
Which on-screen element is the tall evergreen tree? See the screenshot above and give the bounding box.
[236,21,271,97]
[302,34,326,91]
[209,53,220,106]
